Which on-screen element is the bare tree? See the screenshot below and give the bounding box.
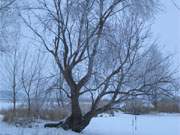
[30,57,50,117]
[2,45,49,116]
[127,45,177,110]
[20,49,46,114]
[9,49,19,112]
[0,1,19,110]
[20,0,176,132]
[0,10,20,112]
[145,46,176,109]
[1,48,21,112]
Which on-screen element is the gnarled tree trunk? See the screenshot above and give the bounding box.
[45,90,93,132]
[64,92,83,131]
[62,112,93,132]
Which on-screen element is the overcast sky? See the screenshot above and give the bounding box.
[152,0,180,67]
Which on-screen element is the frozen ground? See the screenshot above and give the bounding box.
[0,101,180,135]
[84,113,180,135]
[0,113,179,135]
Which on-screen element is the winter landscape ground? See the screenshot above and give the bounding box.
[0,101,180,135]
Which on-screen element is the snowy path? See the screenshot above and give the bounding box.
[0,113,180,135]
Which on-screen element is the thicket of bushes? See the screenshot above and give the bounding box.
[122,98,180,115]
[122,100,153,115]
[155,99,180,113]
[0,106,68,125]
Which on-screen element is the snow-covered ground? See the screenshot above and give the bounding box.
[0,101,180,135]
[84,113,180,135]
[0,113,179,135]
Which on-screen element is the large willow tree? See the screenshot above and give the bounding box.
[21,0,175,132]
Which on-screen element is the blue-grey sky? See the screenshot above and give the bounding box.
[152,0,180,66]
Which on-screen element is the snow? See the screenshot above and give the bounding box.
[0,115,80,135]
[84,113,180,135]
[0,113,179,135]
[0,101,180,135]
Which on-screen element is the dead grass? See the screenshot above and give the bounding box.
[156,100,180,113]
[1,106,69,124]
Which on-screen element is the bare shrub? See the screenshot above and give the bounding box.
[2,106,68,125]
[122,99,153,115]
[39,107,68,121]
[156,99,180,113]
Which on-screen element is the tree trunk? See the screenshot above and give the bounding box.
[44,114,92,133]
[62,112,92,132]
[62,91,95,132]
[13,91,16,113]
[12,76,16,113]
[62,91,83,132]
[44,89,93,132]
[27,94,31,114]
